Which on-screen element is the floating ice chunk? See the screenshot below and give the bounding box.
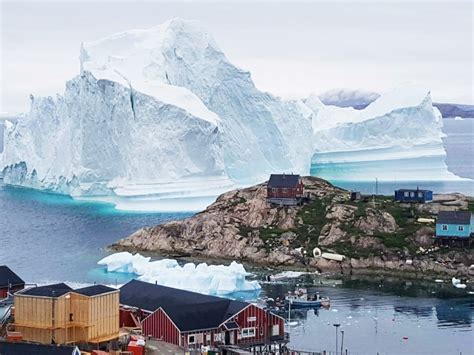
[98,252,151,273]
[97,252,260,295]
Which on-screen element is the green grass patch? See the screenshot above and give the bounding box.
[294,197,329,252]
[467,201,474,212]
[331,241,376,259]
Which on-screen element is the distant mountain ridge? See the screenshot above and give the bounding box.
[319,89,474,118]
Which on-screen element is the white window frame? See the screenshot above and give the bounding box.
[188,334,196,344]
[418,192,423,198]
[214,332,222,342]
[458,225,464,232]
[442,224,448,231]
[410,192,415,197]
[404,191,409,197]
[241,327,256,338]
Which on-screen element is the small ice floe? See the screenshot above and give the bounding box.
[286,321,298,327]
[452,277,467,289]
[467,291,474,295]
[331,309,338,312]
[266,270,315,282]
[346,316,353,319]
[434,279,444,283]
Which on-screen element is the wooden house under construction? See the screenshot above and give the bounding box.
[13,283,119,345]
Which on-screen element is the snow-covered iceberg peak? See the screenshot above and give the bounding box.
[80,19,220,126]
[81,18,314,183]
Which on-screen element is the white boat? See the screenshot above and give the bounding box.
[285,288,330,308]
[452,277,467,289]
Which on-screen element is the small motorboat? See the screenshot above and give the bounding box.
[285,288,330,308]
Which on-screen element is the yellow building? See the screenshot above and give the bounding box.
[14,283,119,345]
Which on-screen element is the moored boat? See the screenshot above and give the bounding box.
[284,288,330,308]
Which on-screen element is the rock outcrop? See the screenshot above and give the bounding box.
[113,177,473,278]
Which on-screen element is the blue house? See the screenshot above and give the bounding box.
[436,211,473,246]
[394,188,433,203]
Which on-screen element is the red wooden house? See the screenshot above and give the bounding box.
[0,265,25,298]
[119,280,285,351]
[267,173,304,206]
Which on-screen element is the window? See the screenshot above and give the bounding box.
[442,224,448,231]
[410,192,415,197]
[271,324,280,336]
[418,192,423,198]
[282,188,288,194]
[214,333,222,342]
[404,192,409,197]
[188,335,196,344]
[271,188,276,193]
[458,225,464,232]
[241,327,256,338]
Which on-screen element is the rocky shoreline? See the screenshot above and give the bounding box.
[112,177,474,279]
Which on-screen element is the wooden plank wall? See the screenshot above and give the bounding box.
[14,291,119,344]
[86,292,120,341]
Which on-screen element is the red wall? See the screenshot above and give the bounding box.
[0,285,24,298]
[142,309,181,346]
[232,305,284,346]
[141,305,284,349]
[267,180,304,199]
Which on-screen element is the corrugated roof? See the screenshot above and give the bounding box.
[120,280,248,331]
[267,174,301,188]
[21,283,73,297]
[0,265,25,289]
[74,284,118,297]
[395,188,432,193]
[437,211,471,225]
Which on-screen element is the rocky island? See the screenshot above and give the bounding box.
[112,177,474,279]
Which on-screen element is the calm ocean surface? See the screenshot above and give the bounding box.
[0,118,473,354]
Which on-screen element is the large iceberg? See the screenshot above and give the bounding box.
[1,18,466,211]
[306,86,461,182]
[97,252,261,295]
[1,19,312,210]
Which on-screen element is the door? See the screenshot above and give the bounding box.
[225,330,235,345]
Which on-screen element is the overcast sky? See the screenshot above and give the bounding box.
[1,0,472,113]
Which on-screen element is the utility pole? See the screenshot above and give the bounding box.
[333,323,341,355]
[340,330,345,355]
